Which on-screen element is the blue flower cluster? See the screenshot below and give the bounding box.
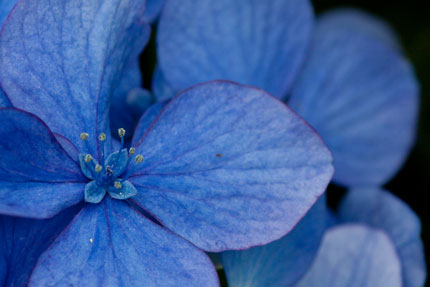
[0,0,426,286]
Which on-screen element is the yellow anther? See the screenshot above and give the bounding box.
[95,164,102,173]
[98,133,107,141]
[129,147,136,155]
[135,155,144,163]
[80,132,89,141]
[114,181,122,189]
[84,154,92,163]
[118,128,126,137]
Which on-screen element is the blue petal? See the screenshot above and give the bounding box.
[0,0,150,156]
[78,153,96,180]
[157,0,314,99]
[0,89,11,108]
[29,198,219,287]
[0,205,80,286]
[289,9,419,187]
[0,108,84,182]
[296,224,402,287]
[152,66,176,102]
[84,181,106,204]
[108,180,138,200]
[129,81,334,251]
[105,148,129,177]
[132,101,168,147]
[221,195,327,287]
[339,189,427,287]
[0,0,16,25]
[143,0,165,23]
[110,22,151,137]
[0,181,85,218]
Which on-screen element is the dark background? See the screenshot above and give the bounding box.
[141,0,430,285]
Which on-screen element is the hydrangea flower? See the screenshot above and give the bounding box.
[153,0,420,284]
[0,0,334,285]
[221,189,426,287]
[155,0,418,188]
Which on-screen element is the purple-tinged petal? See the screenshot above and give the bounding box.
[0,182,85,218]
[0,0,150,156]
[131,101,167,147]
[339,189,426,287]
[296,224,402,287]
[0,108,84,182]
[0,0,16,25]
[157,0,313,99]
[30,198,219,287]
[0,205,80,287]
[129,81,333,251]
[143,0,165,23]
[289,9,419,187]
[221,195,327,287]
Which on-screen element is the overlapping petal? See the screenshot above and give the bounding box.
[0,109,86,217]
[0,0,16,25]
[289,9,419,187]
[143,0,165,23]
[30,199,219,287]
[221,195,327,287]
[339,189,427,287]
[0,205,80,286]
[129,81,333,251]
[0,0,150,156]
[296,224,402,287]
[156,0,313,100]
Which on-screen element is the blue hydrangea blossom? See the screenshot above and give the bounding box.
[0,0,334,285]
[221,189,426,287]
[155,0,418,188]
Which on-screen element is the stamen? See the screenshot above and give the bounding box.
[84,154,93,163]
[135,155,144,163]
[98,133,107,141]
[95,164,102,173]
[114,181,122,189]
[80,132,89,141]
[129,147,135,155]
[118,128,126,138]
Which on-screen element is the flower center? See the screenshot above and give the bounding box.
[78,128,143,204]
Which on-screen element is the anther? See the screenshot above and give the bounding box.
[80,132,89,141]
[136,155,144,163]
[129,147,136,155]
[84,154,93,163]
[114,181,122,189]
[95,164,102,173]
[98,133,107,141]
[118,128,126,138]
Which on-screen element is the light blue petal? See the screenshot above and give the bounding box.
[132,101,168,147]
[104,148,129,177]
[0,0,16,25]
[84,181,106,204]
[289,9,419,187]
[0,205,80,286]
[0,0,150,156]
[296,224,402,287]
[108,180,138,200]
[0,181,85,218]
[29,199,219,287]
[157,0,314,99]
[129,81,333,251]
[339,189,427,287]
[143,0,165,23]
[221,195,327,287]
